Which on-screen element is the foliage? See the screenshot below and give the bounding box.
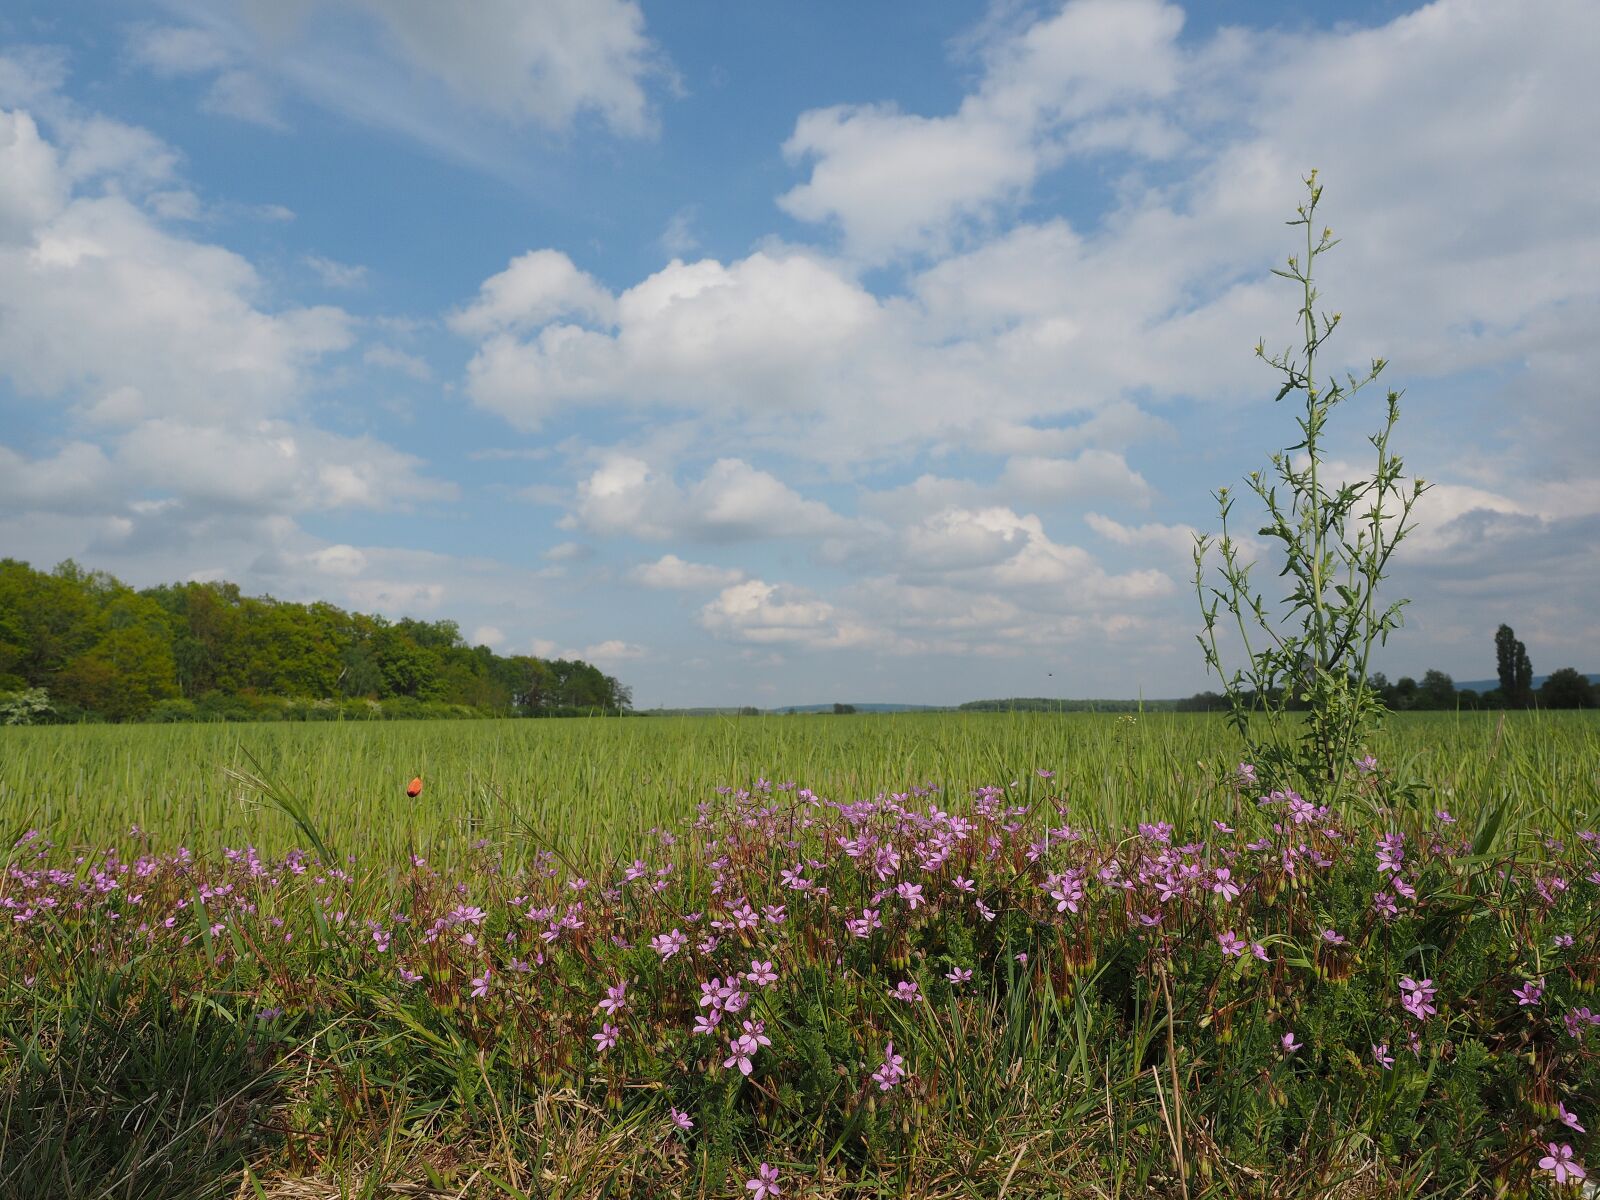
[0,558,630,722]
[1541,668,1596,710]
[0,687,53,726]
[1498,624,1537,708]
[1195,173,1429,802]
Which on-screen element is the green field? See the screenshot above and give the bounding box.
[3,710,1595,858]
[4,710,1599,1198]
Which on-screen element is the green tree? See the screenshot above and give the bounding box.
[370,625,439,699]
[229,599,338,697]
[1419,669,1456,709]
[150,581,248,697]
[1495,624,1533,708]
[0,558,632,720]
[0,607,26,690]
[498,655,555,714]
[0,558,104,686]
[1539,667,1595,709]
[56,624,179,720]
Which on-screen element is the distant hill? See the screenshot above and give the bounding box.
[636,707,752,717]
[960,697,1180,713]
[1454,673,1599,693]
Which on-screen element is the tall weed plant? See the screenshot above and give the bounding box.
[1195,172,1429,802]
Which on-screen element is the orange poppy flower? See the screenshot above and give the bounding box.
[406,776,423,798]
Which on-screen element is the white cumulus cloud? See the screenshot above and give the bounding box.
[629,554,745,590]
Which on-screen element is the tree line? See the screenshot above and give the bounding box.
[0,559,632,724]
[1181,624,1593,712]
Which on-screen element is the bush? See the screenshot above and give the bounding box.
[0,687,54,726]
[147,698,198,723]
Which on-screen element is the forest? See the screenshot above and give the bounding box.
[0,558,631,723]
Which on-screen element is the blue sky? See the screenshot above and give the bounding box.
[2,0,1595,707]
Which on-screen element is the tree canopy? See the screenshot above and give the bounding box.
[0,559,631,723]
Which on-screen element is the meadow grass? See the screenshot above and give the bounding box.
[2,711,1596,861]
[2,711,1598,1200]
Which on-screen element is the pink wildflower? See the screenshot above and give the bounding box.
[746,1163,781,1199]
[845,908,882,939]
[872,1041,907,1091]
[1513,979,1544,1007]
[1046,871,1083,914]
[779,865,810,891]
[723,1020,771,1076]
[1399,976,1437,1020]
[651,928,687,959]
[593,1023,619,1054]
[1538,1143,1585,1186]
[600,979,628,1016]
